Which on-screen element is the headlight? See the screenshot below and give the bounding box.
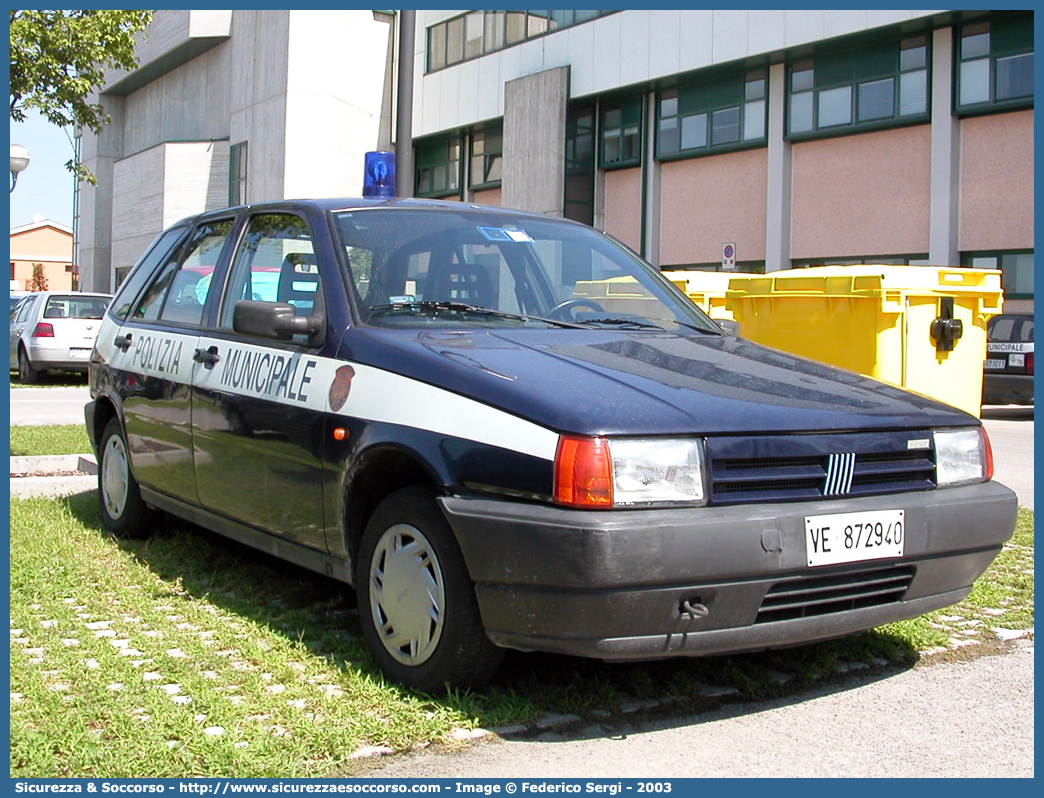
[935,427,991,487]
[554,435,707,507]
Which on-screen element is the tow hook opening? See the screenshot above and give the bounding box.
[680,598,710,618]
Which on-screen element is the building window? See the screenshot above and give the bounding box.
[963,251,1034,299]
[657,69,767,159]
[600,97,642,168]
[427,10,617,72]
[791,255,930,268]
[788,35,929,137]
[469,127,503,189]
[415,135,462,198]
[956,14,1034,113]
[229,142,247,206]
[564,103,596,226]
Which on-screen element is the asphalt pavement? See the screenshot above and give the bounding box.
[9,384,92,427]
[364,640,1034,778]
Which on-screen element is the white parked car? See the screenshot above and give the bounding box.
[10,291,113,382]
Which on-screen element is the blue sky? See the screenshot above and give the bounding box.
[9,110,78,230]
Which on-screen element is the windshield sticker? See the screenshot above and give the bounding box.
[478,226,533,243]
[479,227,511,241]
[388,295,416,304]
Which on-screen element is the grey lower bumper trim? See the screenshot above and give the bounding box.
[486,587,970,660]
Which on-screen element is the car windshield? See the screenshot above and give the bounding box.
[332,208,720,333]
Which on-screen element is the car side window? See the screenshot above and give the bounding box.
[16,297,36,324]
[219,213,324,342]
[132,220,233,325]
[111,228,186,320]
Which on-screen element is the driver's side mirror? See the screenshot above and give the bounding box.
[233,300,325,344]
[713,318,740,336]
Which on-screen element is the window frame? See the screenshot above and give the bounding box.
[599,96,643,170]
[425,10,618,73]
[961,250,1034,300]
[955,14,1034,116]
[469,126,503,190]
[414,135,463,199]
[229,141,248,207]
[786,34,931,141]
[656,68,768,161]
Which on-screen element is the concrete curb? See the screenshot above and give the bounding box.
[10,453,98,499]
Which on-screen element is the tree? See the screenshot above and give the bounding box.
[9,9,153,183]
[29,263,48,292]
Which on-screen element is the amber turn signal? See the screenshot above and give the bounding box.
[553,435,613,507]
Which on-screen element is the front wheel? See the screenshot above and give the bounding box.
[98,417,157,539]
[355,486,504,691]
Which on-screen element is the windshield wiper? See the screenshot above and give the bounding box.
[574,316,724,334]
[368,301,584,329]
[573,317,666,331]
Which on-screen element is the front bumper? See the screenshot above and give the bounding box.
[439,481,1017,660]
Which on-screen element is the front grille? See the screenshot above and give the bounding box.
[706,431,936,505]
[756,565,915,624]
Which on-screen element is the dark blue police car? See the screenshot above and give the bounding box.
[86,198,1017,691]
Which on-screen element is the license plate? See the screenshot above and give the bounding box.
[69,348,91,359]
[805,509,905,567]
[1009,353,1025,367]
[984,359,1006,370]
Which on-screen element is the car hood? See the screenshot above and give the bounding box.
[342,328,974,436]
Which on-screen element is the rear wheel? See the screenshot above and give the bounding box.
[98,417,156,539]
[355,486,503,691]
[17,347,38,383]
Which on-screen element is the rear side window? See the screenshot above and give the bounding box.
[15,296,37,324]
[110,228,186,320]
[132,220,234,326]
[219,213,324,342]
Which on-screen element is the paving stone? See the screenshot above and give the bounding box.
[533,712,581,730]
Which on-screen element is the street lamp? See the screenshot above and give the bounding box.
[11,143,30,193]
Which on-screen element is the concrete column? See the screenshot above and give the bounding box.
[76,94,125,293]
[764,62,792,273]
[502,66,569,215]
[643,90,661,266]
[929,26,960,267]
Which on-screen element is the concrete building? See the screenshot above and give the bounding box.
[76,9,1033,312]
[10,219,76,292]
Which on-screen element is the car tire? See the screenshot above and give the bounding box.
[356,486,504,691]
[98,417,156,539]
[17,346,39,383]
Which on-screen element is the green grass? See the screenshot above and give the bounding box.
[9,495,1033,778]
[9,371,89,388]
[10,424,92,456]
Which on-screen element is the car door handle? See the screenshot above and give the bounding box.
[193,346,221,368]
[114,334,133,351]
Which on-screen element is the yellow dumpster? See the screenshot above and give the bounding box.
[571,275,663,317]
[665,270,738,320]
[726,265,1004,417]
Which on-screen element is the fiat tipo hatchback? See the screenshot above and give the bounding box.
[86,199,1016,690]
